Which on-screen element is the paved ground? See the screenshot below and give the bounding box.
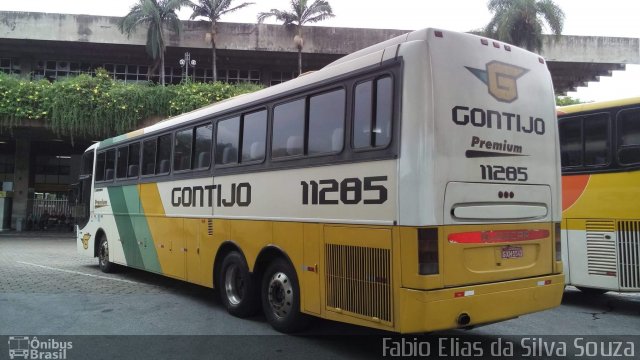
[1,232,639,359]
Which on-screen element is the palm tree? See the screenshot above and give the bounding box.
[119,0,190,85]
[485,0,564,52]
[190,0,254,82]
[257,0,334,75]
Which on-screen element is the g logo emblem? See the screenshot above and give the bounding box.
[81,233,91,250]
[466,61,529,103]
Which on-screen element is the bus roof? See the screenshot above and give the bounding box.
[557,96,640,115]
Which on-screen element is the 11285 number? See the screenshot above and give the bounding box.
[301,176,388,205]
[480,165,528,182]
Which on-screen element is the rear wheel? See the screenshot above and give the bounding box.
[97,235,114,273]
[576,286,608,296]
[218,251,259,317]
[261,258,309,333]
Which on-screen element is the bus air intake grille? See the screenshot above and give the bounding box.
[617,221,640,290]
[207,219,213,236]
[585,220,617,276]
[325,244,392,324]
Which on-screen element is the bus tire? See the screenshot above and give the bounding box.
[218,251,260,317]
[576,286,608,296]
[261,258,309,333]
[97,235,114,273]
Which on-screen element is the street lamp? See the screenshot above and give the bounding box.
[179,52,197,81]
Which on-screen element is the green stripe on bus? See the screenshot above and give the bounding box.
[108,186,144,269]
[122,186,162,273]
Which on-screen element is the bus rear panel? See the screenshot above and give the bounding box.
[394,29,563,332]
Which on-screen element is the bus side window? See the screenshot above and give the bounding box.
[128,142,140,178]
[116,145,129,179]
[272,99,305,158]
[194,123,213,169]
[241,110,267,162]
[583,114,609,166]
[216,116,240,165]
[142,139,157,176]
[104,149,116,181]
[308,89,345,155]
[375,76,393,148]
[174,128,193,171]
[156,134,172,175]
[617,109,640,165]
[353,75,393,150]
[95,152,106,181]
[559,120,582,167]
[353,81,373,149]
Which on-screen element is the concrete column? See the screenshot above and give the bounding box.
[11,139,31,230]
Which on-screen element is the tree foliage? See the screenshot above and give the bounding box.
[190,0,254,82]
[556,96,584,106]
[0,71,261,139]
[118,0,190,85]
[485,0,565,52]
[257,0,334,74]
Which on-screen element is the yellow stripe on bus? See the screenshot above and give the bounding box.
[140,183,186,279]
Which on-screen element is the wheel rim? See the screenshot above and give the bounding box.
[267,271,293,319]
[99,240,108,267]
[224,263,245,306]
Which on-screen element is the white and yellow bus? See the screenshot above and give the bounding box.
[74,28,563,333]
[559,97,640,295]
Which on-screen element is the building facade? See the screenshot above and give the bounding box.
[0,11,638,230]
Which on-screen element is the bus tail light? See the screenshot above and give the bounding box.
[448,229,550,244]
[418,228,439,275]
[554,222,562,261]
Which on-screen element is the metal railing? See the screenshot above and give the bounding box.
[31,198,70,219]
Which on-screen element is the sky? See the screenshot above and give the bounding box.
[1,0,639,101]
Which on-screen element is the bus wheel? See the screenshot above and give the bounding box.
[576,286,608,296]
[219,251,259,317]
[98,235,114,273]
[261,258,309,333]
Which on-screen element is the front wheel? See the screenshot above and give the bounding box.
[261,258,309,333]
[98,235,114,273]
[218,251,259,317]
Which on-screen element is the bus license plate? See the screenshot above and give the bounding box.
[501,246,523,259]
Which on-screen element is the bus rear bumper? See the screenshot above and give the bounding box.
[398,274,564,334]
